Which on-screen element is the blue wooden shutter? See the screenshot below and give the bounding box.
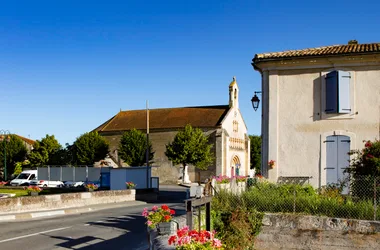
[337,136,350,181]
[325,71,338,113]
[325,136,338,184]
[337,71,351,113]
[338,136,350,194]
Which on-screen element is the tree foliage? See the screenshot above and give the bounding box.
[0,135,28,180]
[28,134,62,167]
[119,129,154,166]
[72,132,109,165]
[165,124,213,170]
[13,160,30,176]
[347,139,380,177]
[249,135,261,174]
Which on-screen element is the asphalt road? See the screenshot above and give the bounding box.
[0,185,188,250]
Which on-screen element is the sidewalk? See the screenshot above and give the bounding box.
[0,200,147,223]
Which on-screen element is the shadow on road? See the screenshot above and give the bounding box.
[49,214,147,250]
[48,188,188,249]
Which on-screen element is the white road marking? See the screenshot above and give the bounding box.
[0,226,71,244]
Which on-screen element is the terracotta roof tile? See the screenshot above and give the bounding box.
[95,105,230,132]
[14,135,35,145]
[253,42,380,63]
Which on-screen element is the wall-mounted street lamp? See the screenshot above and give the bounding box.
[0,130,11,181]
[251,91,262,111]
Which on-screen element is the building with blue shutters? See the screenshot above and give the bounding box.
[252,40,380,188]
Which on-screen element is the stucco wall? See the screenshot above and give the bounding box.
[259,58,380,187]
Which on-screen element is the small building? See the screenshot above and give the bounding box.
[15,134,35,152]
[252,41,380,188]
[94,78,251,183]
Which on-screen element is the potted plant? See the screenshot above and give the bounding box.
[268,160,275,169]
[168,226,224,249]
[142,204,176,235]
[126,182,136,189]
[85,183,98,192]
[25,186,42,196]
[235,175,247,189]
[213,175,230,191]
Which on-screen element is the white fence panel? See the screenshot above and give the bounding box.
[37,168,49,180]
[88,167,101,182]
[50,167,61,181]
[75,168,87,182]
[62,167,73,181]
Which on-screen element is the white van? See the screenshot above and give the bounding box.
[10,170,37,186]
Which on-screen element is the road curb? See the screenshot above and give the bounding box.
[0,201,147,222]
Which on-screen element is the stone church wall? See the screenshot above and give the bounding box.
[101,128,218,184]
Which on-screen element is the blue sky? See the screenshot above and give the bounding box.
[1,0,380,145]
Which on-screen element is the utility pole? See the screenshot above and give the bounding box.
[146,100,150,188]
[0,130,11,181]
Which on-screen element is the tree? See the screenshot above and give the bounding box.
[119,129,154,166]
[348,139,380,177]
[28,134,62,167]
[165,124,213,183]
[346,139,380,199]
[13,160,30,176]
[0,135,28,180]
[249,135,262,174]
[72,132,109,165]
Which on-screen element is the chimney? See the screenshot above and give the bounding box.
[348,40,358,45]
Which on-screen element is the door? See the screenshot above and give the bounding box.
[325,135,350,192]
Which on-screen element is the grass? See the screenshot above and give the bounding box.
[0,188,28,197]
[0,186,87,197]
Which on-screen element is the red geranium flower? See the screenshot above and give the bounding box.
[161,204,169,210]
[164,215,171,221]
[170,209,175,215]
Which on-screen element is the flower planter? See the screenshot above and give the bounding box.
[30,192,39,196]
[216,183,230,191]
[157,221,176,235]
[86,188,94,192]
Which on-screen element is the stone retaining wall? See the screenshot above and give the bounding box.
[0,190,135,214]
[151,213,380,250]
[255,213,380,250]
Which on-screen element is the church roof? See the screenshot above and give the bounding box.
[94,105,230,132]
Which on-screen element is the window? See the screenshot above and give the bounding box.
[325,70,351,114]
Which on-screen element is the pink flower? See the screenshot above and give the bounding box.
[147,220,152,226]
[141,208,148,217]
[213,238,222,247]
[152,205,158,211]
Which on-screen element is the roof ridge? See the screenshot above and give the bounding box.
[119,105,229,113]
[254,42,380,61]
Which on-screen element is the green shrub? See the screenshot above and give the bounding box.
[212,207,263,250]
[213,181,380,221]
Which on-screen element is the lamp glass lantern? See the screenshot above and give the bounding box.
[251,92,261,111]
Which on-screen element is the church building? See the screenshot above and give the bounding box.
[94,77,250,183]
